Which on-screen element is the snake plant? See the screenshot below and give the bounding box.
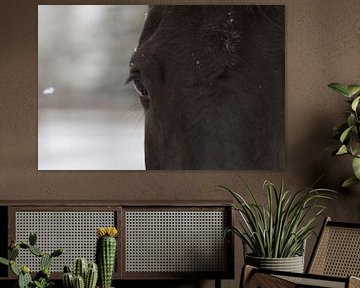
[221,178,335,258]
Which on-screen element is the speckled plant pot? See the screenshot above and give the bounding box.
[245,254,305,273]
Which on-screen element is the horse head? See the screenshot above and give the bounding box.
[128,6,285,170]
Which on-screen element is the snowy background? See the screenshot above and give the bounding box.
[38,5,148,170]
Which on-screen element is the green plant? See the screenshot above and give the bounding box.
[96,227,118,288]
[32,278,54,288]
[85,262,98,288]
[220,179,335,258]
[62,259,98,288]
[0,232,63,288]
[74,258,88,280]
[329,82,360,187]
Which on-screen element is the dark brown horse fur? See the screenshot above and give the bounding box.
[129,5,285,170]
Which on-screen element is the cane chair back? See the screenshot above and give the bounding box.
[241,218,360,288]
[307,217,360,278]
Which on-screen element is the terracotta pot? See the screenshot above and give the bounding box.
[245,254,305,273]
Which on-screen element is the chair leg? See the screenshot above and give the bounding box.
[215,278,221,288]
[240,265,255,288]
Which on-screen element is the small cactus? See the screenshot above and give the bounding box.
[63,272,74,288]
[29,245,44,257]
[0,257,9,266]
[18,267,32,288]
[74,258,88,279]
[35,268,51,281]
[29,232,37,246]
[0,232,63,288]
[9,246,19,260]
[63,259,98,288]
[85,263,98,288]
[74,275,85,288]
[19,243,30,249]
[96,227,118,288]
[41,253,52,270]
[51,248,64,258]
[21,265,30,274]
[10,260,20,276]
[64,265,72,273]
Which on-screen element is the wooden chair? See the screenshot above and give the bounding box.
[241,217,360,288]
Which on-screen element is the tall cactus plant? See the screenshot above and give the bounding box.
[96,227,118,288]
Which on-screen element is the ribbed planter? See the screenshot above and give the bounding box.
[245,254,305,273]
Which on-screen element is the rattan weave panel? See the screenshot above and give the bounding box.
[125,210,227,273]
[309,226,360,277]
[248,273,296,288]
[277,275,345,288]
[15,211,115,272]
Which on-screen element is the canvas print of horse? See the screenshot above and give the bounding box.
[129,6,285,170]
[38,5,285,170]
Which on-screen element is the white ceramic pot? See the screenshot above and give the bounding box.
[245,254,305,273]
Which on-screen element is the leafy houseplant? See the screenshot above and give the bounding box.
[328,82,360,187]
[0,232,64,288]
[221,179,334,272]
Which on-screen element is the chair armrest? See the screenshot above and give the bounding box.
[240,265,295,288]
[349,276,360,288]
[240,265,350,288]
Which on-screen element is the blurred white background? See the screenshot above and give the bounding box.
[38,5,148,170]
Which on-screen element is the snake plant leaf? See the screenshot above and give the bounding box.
[340,126,353,143]
[342,177,360,188]
[328,83,351,97]
[352,157,360,179]
[347,85,360,97]
[336,144,348,155]
[351,96,360,111]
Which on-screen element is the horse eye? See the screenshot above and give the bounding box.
[133,79,150,103]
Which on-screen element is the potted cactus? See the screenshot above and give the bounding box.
[96,227,118,288]
[62,258,98,288]
[0,232,64,288]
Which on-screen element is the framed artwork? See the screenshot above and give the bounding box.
[38,5,285,170]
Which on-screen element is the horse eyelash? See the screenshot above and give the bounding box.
[125,70,142,85]
[125,75,134,85]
